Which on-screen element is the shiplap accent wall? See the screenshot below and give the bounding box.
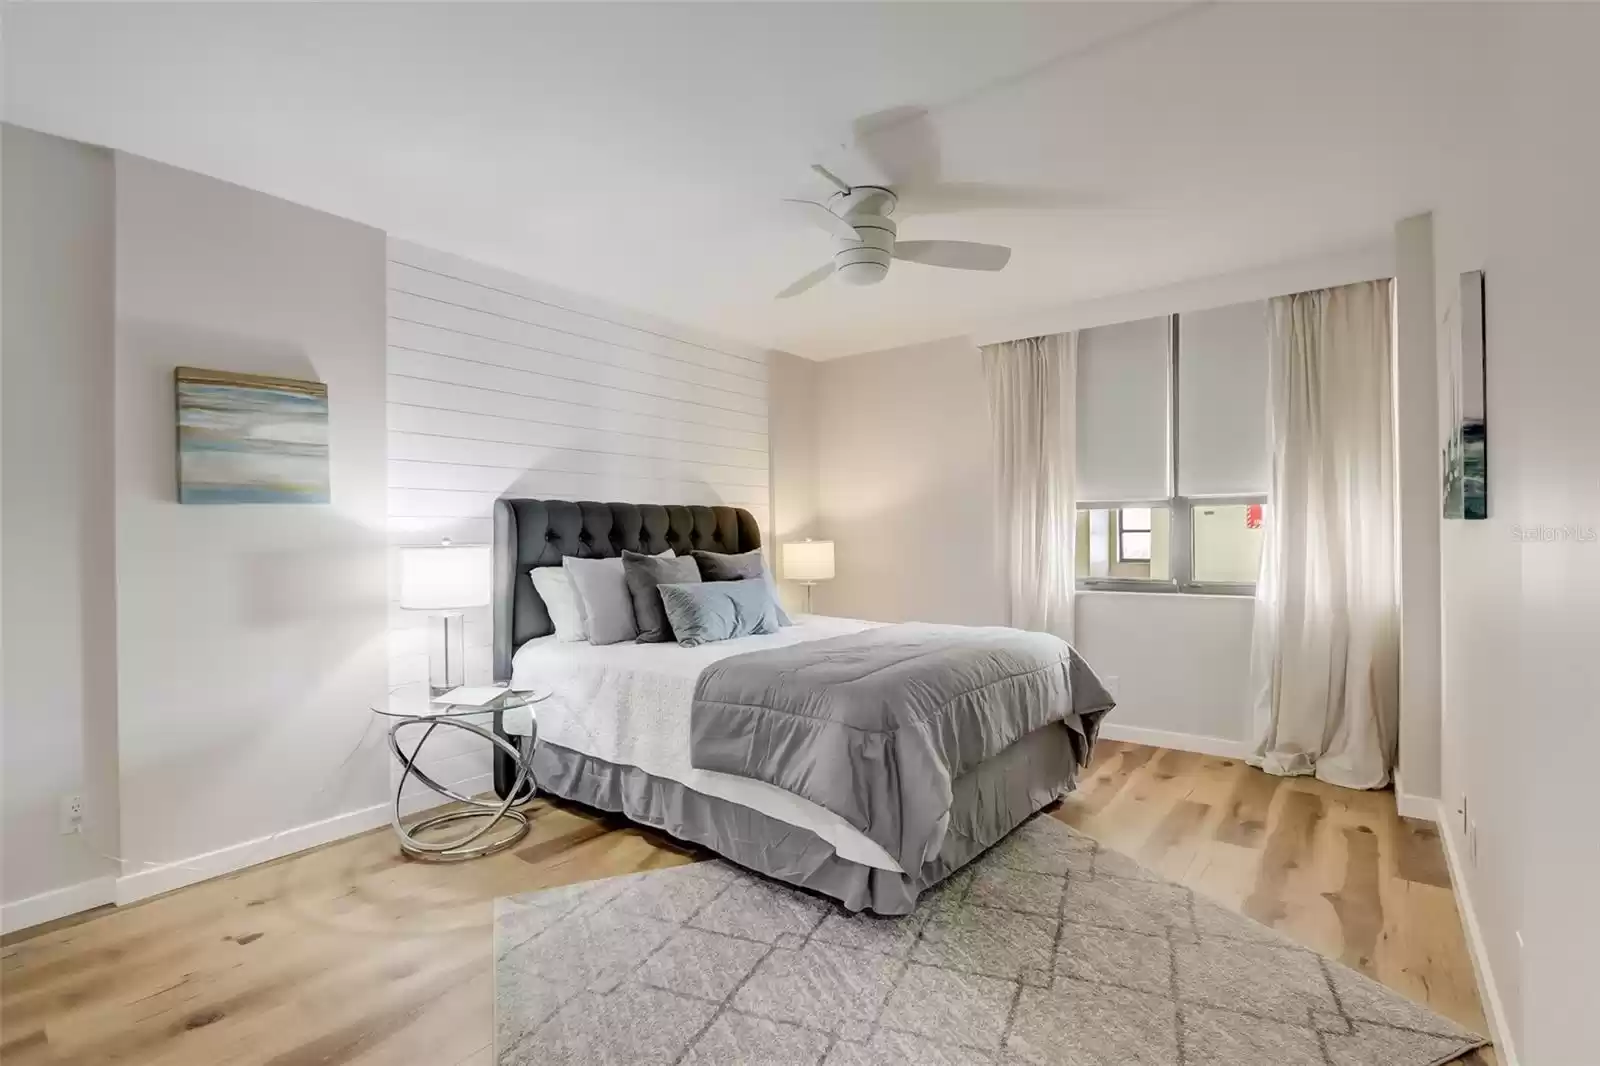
[385,238,771,796]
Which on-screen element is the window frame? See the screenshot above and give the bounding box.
[1076,314,1266,597]
[1115,507,1153,563]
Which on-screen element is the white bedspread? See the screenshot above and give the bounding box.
[511,615,903,872]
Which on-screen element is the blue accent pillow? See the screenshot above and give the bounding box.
[658,579,783,647]
[689,549,793,626]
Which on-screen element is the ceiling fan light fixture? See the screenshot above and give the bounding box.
[832,208,895,287]
[836,258,890,286]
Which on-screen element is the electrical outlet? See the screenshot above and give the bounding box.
[59,794,85,836]
[1103,675,1121,699]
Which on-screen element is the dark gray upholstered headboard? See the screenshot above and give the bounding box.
[490,498,761,799]
[492,498,762,681]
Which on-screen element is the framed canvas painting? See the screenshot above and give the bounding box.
[1442,271,1487,520]
[175,367,330,504]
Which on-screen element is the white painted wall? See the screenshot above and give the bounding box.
[1429,8,1600,1061]
[1395,213,1443,805]
[1505,14,1600,1050]
[812,336,1005,627]
[0,125,120,928]
[112,153,390,901]
[383,239,773,793]
[1074,592,1256,754]
[767,350,819,615]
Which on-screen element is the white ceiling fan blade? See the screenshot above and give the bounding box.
[809,163,854,196]
[782,198,858,241]
[893,240,1012,272]
[775,262,837,299]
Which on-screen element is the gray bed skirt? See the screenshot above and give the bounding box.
[529,724,1082,915]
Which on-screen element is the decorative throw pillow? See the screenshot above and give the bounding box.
[621,550,701,643]
[563,550,675,645]
[530,567,587,642]
[658,579,783,647]
[690,549,793,626]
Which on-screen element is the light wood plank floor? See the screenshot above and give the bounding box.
[1,742,1495,1065]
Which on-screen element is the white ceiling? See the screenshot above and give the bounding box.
[3,3,1487,359]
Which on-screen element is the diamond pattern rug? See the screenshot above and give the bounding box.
[495,815,1487,1065]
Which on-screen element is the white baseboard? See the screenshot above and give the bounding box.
[4,772,504,930]
[1435,799,1519,1066]
[0,876,116,935]
[1097,723,1251,760]
[1395,791,1439,821]
[114,802,392,905]
[116,771,497,905]
[1390,770,1440,821]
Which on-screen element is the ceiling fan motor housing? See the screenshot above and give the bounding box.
[833,187,897,286]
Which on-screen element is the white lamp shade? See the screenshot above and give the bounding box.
[398,545,492,610]
[782,540,835,583]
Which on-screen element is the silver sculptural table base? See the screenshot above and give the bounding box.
[387,713,537,862]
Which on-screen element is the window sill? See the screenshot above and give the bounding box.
[1075,585,1257,600]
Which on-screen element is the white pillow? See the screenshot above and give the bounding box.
[530,567,588,642]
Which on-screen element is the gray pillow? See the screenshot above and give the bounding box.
[622,550,701,643]
[563,556,636,644]
[562,550,669,645]
[563,547,668,640]
[690,549,792,626]
[658,579,782,647]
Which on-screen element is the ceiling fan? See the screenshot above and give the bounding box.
[777,165,1012,297]
[775,105,1107,299]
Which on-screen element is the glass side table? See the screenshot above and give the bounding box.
[372,688,548,861]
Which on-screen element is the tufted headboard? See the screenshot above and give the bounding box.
[492,498,762,681]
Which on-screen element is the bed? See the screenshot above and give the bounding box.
[491,498,1113,914]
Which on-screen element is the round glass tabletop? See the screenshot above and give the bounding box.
[371,687,550,718]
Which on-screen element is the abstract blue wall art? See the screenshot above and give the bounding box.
[1443,271,1487,520]
[176,367,330,504]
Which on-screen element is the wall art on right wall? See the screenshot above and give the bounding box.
[1443,269,1487,520]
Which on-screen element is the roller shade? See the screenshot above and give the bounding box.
[1177,301,1269,497]
[1075,315,1170,501]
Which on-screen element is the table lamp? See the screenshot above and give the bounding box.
[781,539,834,614]
[399,540,491,695]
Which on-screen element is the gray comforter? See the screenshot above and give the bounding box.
[688,623,1115,872]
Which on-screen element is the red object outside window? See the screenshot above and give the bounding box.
[1246,504,1263,530]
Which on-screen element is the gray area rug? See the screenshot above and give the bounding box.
[495,815,1487,1065]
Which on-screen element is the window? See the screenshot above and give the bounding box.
[1192,502,1266,584]
[1117,507,1153,562]
[1076,507,1171,582]
[1074,304,1269,594]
